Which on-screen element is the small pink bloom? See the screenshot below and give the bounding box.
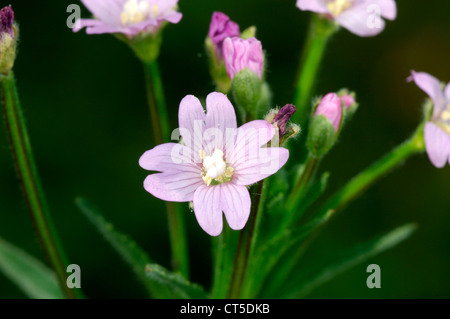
[340,94,355,110]
[222,37,264,80]
[296,0,397,37]
[139,92,289,236]
[73,0,182,37]
[208,12,240,60]
[315,93,342,132]
[408,71,450,168]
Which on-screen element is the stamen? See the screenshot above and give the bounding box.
[121,0,150,26]
[327,0,352,17]
[200,148,234,186]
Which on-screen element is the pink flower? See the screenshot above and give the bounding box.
[296,0,397,37]
[73,0,182,36]
[223,37,264,80]
[139,92,289,236]
[408,71,450,168]
[208,12,240,60]
[315,92,342,132]
[340,94,355,110]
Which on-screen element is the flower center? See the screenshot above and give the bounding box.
[121,0,152,26]
[327,0,352,17]
[436,103,450,135]
[200,148,234,186]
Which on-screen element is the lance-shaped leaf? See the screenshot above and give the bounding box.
[0,237,64,299]
[280,223,417,298]
[145,264,208,299]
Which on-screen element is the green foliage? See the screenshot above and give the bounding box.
[145,263,208,299]
[280,223,417,298]
[0,237,64,299]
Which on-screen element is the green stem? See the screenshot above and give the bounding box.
[265,125,425,297]
[283,153,319,226]
[144,61,171,144]
[210,226,238,298]
[239,179,268,298]
[228,181,265,298]
[143,61,190,279]
[293,15,337,125]
[1,72,78,299]
[315,125,426,221]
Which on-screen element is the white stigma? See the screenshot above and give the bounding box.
[200,149,234,186]
[203,149,226,179]
[121,0,150,26]
[327,0,352,17]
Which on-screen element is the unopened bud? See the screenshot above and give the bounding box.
[0,6,17,75]
[337,89,358,120]
[223,37,264,80]
[307,93,342,157]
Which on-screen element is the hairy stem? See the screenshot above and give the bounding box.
[143,61,190,279]
[1,72,79,299]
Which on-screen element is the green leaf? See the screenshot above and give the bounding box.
[145,264,208,299]
[241,211,334,298]
[0,237,64,299]
[281,223,417,298]
[75,197,165,298]
[299,171,330,213]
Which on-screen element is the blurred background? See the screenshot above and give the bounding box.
[1,0,449,298]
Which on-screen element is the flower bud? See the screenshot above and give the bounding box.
[315,93,342,132]
[230,68,262,118]
[337,89,358,120]
[269,104,297,137]
[266,104,300,145]
[307,93,342,157]
[205,12,240,93]
[0,6,17,75]
[208,12,240,60]
[223,37,263,81]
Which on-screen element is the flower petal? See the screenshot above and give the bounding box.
[408,71,446,114]
[445,83,450,102]
[139,143,200,173]
[204,92,237,155]
[193,185,223,236]
[374,0,397,20]
[424,122,450,168]
[232,147,289,186]
[336,4,386,37]
[221,183,251,231]
[227,120,275,166]
[178,95,206,162]
[81,0,124,25]
[296,0,328,14]
[143,171,203,202]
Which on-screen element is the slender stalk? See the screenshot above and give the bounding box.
[228,180,265,298]
[210,226,238,298]
[1,72,78,299]
[143,61,190,279]
[293,15,337,125]
[265,125,425,297]
[315,126,425,221]
[282,153,319,227]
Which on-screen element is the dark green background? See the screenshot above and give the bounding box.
[1,0,449,298]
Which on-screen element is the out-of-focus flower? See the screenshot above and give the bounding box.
[408,71,450,168]
[73,0,182,37]
[208,11,240,60]
[296,0,397,37]
[0,5,17,74]
[315,92,342,132]
[307,92,343,157]
[139,92,289,236]
[223,37,264,80]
